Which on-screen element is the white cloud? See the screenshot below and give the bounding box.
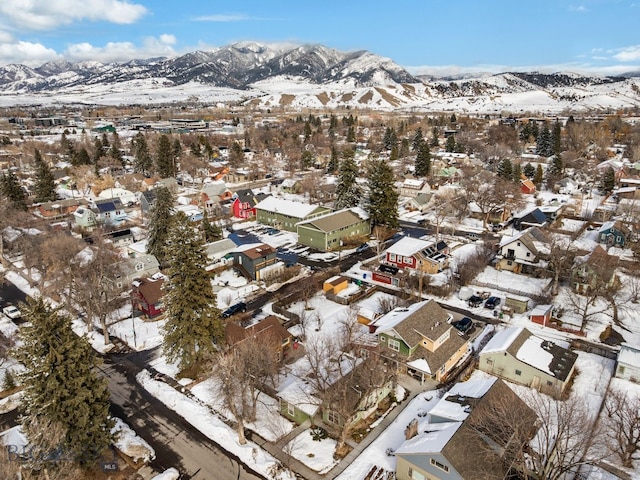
[194,14,251,22]
[0,41,60,66]
[568,5,588,12]
[63,35,177,63]
[0,0,147,31]
[612,45,640,62]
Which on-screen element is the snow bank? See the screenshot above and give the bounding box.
[151,468,179,480]
[112,417,155,463]
[136,370,295,480]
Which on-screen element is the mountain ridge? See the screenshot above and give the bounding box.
[0,42,638,113]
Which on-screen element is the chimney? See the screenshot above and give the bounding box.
[405,418,419,440]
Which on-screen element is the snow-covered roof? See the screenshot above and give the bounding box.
[481,326,523,354]
[394,421,461,455]
[516,335,555,376]
[254,196,322,219]
[618,343,640,368]
[429,377,497,422]
[407,358,431,375]
[529,304,553,317]
[386,236,432,257]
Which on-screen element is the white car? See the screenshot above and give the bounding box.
[3,305,21,320]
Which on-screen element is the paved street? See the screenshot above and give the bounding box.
[100,358,265,480]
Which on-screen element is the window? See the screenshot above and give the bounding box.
[407,467,426,480]
[486,359,494,366]
[546,380,553,387]
[287,403,295,417]
[515,369,522,376]
[526,252,531,257]
[389,253,396,262]
[388,339,401,352]
[379,336,386,343]
[326,410,340,425]
[430,458,449,473]
[135,262,144,271]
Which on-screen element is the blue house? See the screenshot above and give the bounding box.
[92,198,128,226]
[598,220,629,248]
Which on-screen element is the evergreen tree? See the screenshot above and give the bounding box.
[430,127,439,147]
[414,140,431,177]
[536,122,551,157]
[367,158,399,228]
[229,141,244,167]
[101,133,110,148]
[326,145,339,174]
[93,136,105,164]
[155,134,175,178]
[201,212,222,242]
[33,149,57,203]
[383,127,398,151]
[496,158,513,180]
[132,132,152,174]
[412,127,424,151]
[450,113,457,124]
[74,146,91,166]
[346,125,356,143]
[172,138,182,160]
[301,150,315,169]
[162,213,224,370]
[0,170,27,211]
[445,134,456,152]
[534,164,544,187]
[146,186,175,265]
[551,120,562,156]
[16,298,113,462]
[523,162,536,179]
[600,166,616,194]
[512,163,523,183]
[334,149,361,209]
[399,138,410,159]
[548,154,564,177]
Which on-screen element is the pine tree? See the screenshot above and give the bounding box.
[156,134,175,178]
[162,213,224,370]
[346,125,356,143]
[326,145,339,174]
[132,132,152,174]
[523,162,536,179]
[0,170,27,211]
[16,298,113,462]
[445,135,456,152]
[534,164,544,187]
[74,147,91,166]
[146,186,175,265]
[412,127,424,151]
[551,120,562,155]
[600,166,616,194]
[496,158,513,180]
[367,158,399,228]
[430,127,439,147]
[536,122,551,157]
[399,138,410,159]
[33,149,57,203]
[229,141,244,167]
[202,213,222,242]
[414,140,431,177]
[548,154,564,177]
[334,149,361,209]
[512,163,523,183]
[172,138,182,160]
[93,136,104,164]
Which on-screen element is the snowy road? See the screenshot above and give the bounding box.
[100,359,265,480]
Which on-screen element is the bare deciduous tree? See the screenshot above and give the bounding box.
[603,387,640,467]
[210,333,279,445]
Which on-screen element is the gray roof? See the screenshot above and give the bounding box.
[393,300,451,347]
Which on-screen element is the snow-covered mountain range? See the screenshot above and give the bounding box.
[0,42,639,113]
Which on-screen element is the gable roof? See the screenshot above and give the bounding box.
[515,207,548,226]
[499,227,550,257]
[132,276,164,304]
[255,196,325,219]
[234,243,276,260]
[225,315,291,348]
[296,208,369,233]
[482,327,577,381]
[378,299,451,347]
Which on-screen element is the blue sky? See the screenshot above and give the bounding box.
[0,0,638,75]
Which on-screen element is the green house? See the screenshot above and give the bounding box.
[296,208,371,252]
[255,197,331,232]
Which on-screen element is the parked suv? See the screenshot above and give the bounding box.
[2,305,21,320]
[484,296,501,309]
[467,295,483,308]
[222,302,247,318]
[452,317,473,335]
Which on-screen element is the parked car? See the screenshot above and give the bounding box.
[222,302,247,318]
[355,243,370,253]
[484,296,501,309]
[2,305,21,320]
[467,295,483,308]
[452,317,473,335]
[466,232,480,241]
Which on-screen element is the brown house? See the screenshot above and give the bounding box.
[225,315,293,362]
[131,276,165,318]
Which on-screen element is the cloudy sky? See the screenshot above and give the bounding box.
[0,0,638,75]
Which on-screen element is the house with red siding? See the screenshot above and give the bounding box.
[231,189,270,219]
[131,276,165,319]
[384,237,449,274]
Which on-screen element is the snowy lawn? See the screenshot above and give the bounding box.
[137,370,295,480]
[112,417,155,463]
[287,430,338,474]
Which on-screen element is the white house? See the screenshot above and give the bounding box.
[615,343,640,383]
